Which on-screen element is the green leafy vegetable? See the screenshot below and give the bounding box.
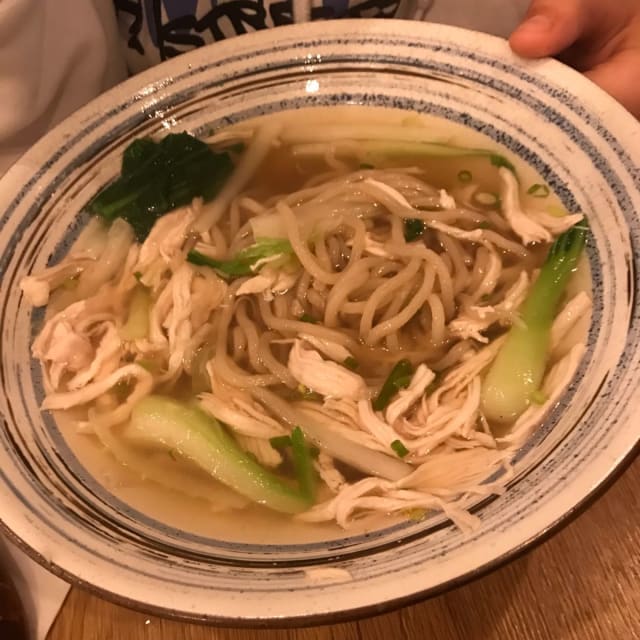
[188,238,293,277]
[343,356,359,371]
[489,153,516,173]
[290,427,317,502]
[300,313,319,324]
[121,138,157,175]
[269,435,293,449]
[404,218,426,242]
[359,162,375,170]
[481,224,587,423]
[527,183,551,198]
[88,132,234,241]
[373,359,413,411]
[391,439,410,458]
[297,384,323,401]
[129,396,313,514]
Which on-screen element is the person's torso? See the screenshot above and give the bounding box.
[114,0,529,73]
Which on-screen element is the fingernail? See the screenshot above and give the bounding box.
[517,13,553,34]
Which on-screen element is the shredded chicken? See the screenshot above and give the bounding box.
[20,260,90,307]
[498,168,585,245]
[32,295,120,389]
[199,373,286,440]
[550,291,592,352]
[314,452,346,493]
[235,433,282,467]
[357,400,400,449]
[438,189,457,210]
[298,333,352,363]
[236,266,298,301]
[528,209,584,235]
[428,220,484,242]
[500,343,585,446]
[385,364,436,425]
[449,272,529,343]
[363,234,391,257]
[135,204,196,290]
[499,167,552,244]
[42,363,152,411]
[287,340,368,400]
[363,177,413,209]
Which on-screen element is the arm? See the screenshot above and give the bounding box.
[510,0,640,119]
[0,0,127,174]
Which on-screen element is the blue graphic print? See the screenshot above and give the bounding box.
[114,0,400,63]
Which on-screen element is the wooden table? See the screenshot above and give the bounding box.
[48,456,640,640]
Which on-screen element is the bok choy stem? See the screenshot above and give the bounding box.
[129,396,313,514]
[480,224,587,423]
[187,238,293,278]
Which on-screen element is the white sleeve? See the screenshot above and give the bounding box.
[0,0,128,174]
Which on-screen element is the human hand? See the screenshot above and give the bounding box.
[509,0,640,119]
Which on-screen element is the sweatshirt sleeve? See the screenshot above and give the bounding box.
[0,0,128,175]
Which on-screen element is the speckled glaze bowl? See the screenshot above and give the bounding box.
[0,20,639,624]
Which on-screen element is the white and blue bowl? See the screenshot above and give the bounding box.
[0,20,639,624]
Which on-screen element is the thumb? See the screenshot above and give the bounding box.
[509,0,587,59]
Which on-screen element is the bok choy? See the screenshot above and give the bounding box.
[129,396,314,514]
[187,238,294,278]
[87,133,234,241]
[481,224,587,423]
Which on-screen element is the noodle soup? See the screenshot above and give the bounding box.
[21,107,591,543]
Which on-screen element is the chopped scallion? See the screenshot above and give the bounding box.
[373,359,413,411]
[393,375,413,390]
[187,238,293,277]
[297,384,323,401]
[391,439,410,458]
[343,356,359,371]
[457,169,473,183]
[471,191,501,210]
[404,218,426,242]
[269,435,293,449]
[527,183,550,198]
[291,427,317,502]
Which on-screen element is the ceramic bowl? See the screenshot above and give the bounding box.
[0,20,639,624]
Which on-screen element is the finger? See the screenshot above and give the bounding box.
[509,0,589,59]
[586,54,640,119]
